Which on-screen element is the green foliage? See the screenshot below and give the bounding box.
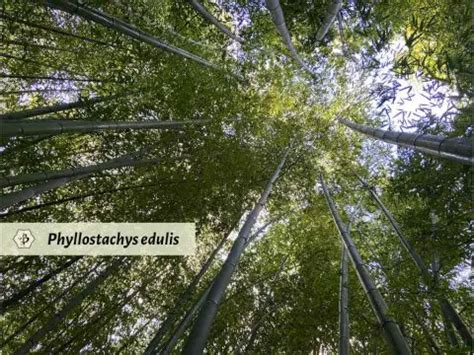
[0,0,470,353]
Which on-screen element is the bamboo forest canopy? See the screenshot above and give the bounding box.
[0,0,472,354]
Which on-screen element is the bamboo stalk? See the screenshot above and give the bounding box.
[143,221,237,354]
[41,0,219,69]
[338,246,350,355]
[0,94,120,121]
[187,0,244,43]
[0,173,91,210]
[0,153,159,188]
[160,283,212,355]
[0,13,111,45]
[315,0,343,42]
[264,0,313,75]
[320,174,412,354]
[339,118,473,166]
[1,118,211,138]
[357,175,473,347]
[182,148,290,354]
[0,261,102,348]
[14,258,124,354]
[0,257,82,315]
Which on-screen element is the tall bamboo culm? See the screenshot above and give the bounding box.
[41,0,218,69]
[320,174,412,355]
[339,118,473,166]
[357,175,473,347]
[338,246,350,355]
[182,148,290,354]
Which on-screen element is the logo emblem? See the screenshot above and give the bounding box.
[13,229,35,249]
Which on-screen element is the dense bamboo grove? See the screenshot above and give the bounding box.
[0,0,472,354]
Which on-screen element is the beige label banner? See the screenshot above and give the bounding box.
[0,223,195,255]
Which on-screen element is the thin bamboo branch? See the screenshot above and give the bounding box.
[0,13,111,45]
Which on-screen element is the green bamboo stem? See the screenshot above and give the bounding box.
[339,118,473,166]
